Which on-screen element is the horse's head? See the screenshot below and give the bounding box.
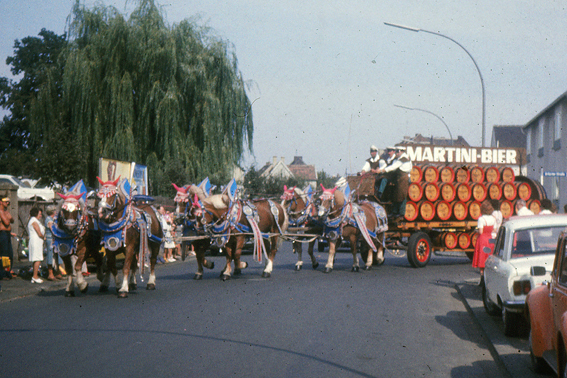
[97,176,126,222]
[57,192,86,233]
[281,185,310,222]
[317,184,344,220]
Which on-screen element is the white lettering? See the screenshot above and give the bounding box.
[481,149,492,164]
[506,150,517,164]
[422,147,433,162]
[462,149,472,163]
[407,146,422,162]
[445,148,455,163]
[433,147,446,162]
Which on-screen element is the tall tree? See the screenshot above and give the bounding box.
[30,0,253,192]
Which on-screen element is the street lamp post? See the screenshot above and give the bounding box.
[384,22,486,147]
[394,104,453,145]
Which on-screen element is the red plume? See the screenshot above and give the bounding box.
[97,176,121,187]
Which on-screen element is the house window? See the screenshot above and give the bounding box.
[538,118,545,149]
[556,105,563,141]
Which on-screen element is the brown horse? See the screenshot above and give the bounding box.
[97,177,163,298]
[51,180,101,297]
[280,185,320,271]
[187,184,289,280]
[172,183,215,280]
[316,184,386,273]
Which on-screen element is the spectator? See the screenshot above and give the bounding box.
[515,199,534,216]
[0,197,15,280]
[159,206,176,262]
[44,205,60,280]
[28,207,45,283]
[472,200,496,286]
[490,199,503,239]
[540,199,556,214]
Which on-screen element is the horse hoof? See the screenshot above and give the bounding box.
[194,274,203,280]
[243,262,248,269]
[312,262,319,270]
[146,283,156,290]
[352,266,359,272]
[80,284,89,294]
[98,285,109,293]
[118,292,128,298]
[234,268,242,276]
[221,274,230,281]
[295,265,302,271]
[129,283,137,291]
[65,291,75,297]
[364,265,372,271]
[324,267,333,273]
[261,272,271,278]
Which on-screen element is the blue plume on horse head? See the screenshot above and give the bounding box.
[118,178,132,201]
[303,185,314,202]
[223,178,238,202]
[67,179,88,202]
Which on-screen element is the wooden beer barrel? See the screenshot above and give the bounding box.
[528,199,541,214]
[470,231,479,248]
[439,166,455,183]
[500,199,514,218]
[436,201,452,221]
[405,201,419,221]
[452,201,468,221]
[486,182,502,200]
[410,166,423,183]
[502,182,517,201]
[455,167,470,183]
[422,165,440,183]
[485,167,500,183]
[470,166,485,183]
[501,167,515,182]
[407,182,423,202]
[456,182,472,202]
[423,182,440,202]
[443,232,458,249]
[517,182,532,201]
[468,201,482,220]
[419,201,435,221]
[471,183,487,202]
[457,232,472,249]
[440,182,456,202]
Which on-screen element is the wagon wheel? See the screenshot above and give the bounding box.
[407,231,432,268]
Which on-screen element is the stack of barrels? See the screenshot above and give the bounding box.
[405,164,545,223]
[405,165,545,250]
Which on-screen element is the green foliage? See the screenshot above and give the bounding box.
[242,166,306,199]
[0,0,253,195]
[317,170,340,189]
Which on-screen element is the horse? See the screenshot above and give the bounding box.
[280,185,320,271]
[186,182,289,280]
[316,184,387,273]
[172,182,216,280]
[97,177,163,298]
[51,180,102,297]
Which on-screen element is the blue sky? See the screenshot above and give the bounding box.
[1,0,567,176]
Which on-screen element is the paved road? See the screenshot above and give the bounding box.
[0,243,551,377]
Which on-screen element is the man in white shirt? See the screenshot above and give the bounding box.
[359,145,384,174]
[515,199,534,216]
[376,146,412,220]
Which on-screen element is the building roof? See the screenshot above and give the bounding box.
[491,126,526,148]
[400,133,470,147]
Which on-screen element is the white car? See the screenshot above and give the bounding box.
[482,214,567,336]
[0,174,55,201]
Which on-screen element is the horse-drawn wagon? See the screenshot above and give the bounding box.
[345,162,547,268]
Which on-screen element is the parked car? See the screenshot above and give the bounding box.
[0,174,55,201]
[525,226,567,375]
[483,214,567,337]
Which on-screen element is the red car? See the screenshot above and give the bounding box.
[526,230,567,375]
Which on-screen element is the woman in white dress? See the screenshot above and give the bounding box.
[28,207,45,283]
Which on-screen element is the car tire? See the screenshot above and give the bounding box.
[482,284,501,316]
[502,308,519,337]
[529,329,549,374]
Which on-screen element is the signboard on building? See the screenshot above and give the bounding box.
[98,158,149,195]
[404,145,526,166]
[544,171,566,177]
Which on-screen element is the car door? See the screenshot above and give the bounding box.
[551,237,567,349]
[485,226,507,304]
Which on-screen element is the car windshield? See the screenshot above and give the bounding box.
[511,226,566,258]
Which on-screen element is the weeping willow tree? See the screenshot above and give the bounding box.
[30,0,253,194]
